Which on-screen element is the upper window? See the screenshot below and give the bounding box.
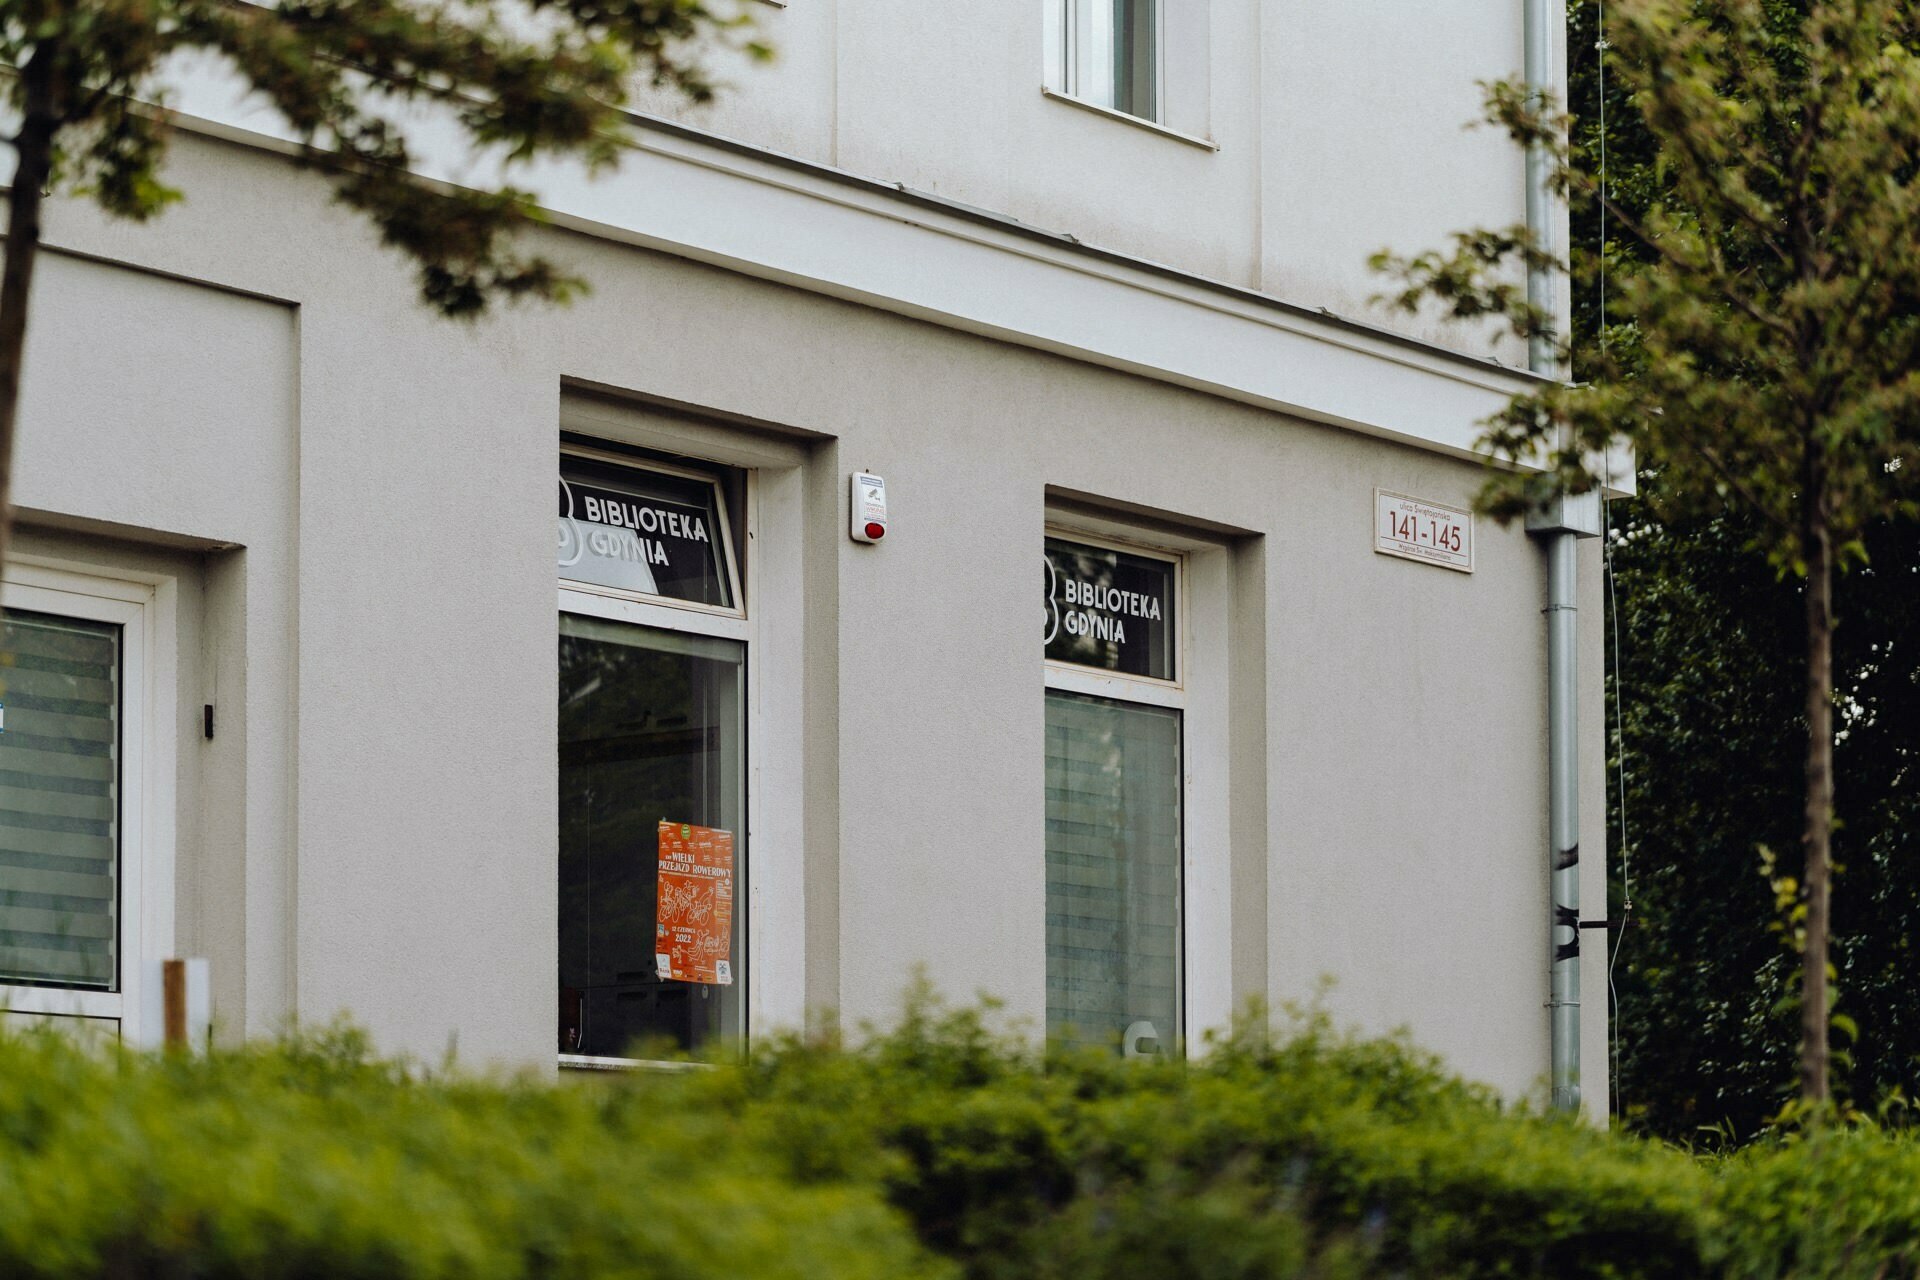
[559,448,739,611]
[1045,0,1160,122]
[1044,536,1176,681]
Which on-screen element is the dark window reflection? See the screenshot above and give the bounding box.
[559,615,744,1057]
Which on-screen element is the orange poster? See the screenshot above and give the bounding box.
[655,821,734,985]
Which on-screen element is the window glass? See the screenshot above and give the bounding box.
[559,455,735,608]
[1045,689,1181,1054]
[1045,537,1176,681]
[0,611,119,990]
[1111,0,1157,120]
[559,614,744,1057]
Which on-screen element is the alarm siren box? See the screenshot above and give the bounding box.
[851,472,888,543]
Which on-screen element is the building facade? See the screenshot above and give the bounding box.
[2,1,1611,1110]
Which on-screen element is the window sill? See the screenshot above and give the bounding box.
[1039,88,1219,152]
[0,984,121,1021]
[558,1053,716,1073]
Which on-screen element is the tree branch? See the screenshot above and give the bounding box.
[1583,178,1797,343]
[1683,435,1798,534]
[1633,32,1795,270]
[0,45,64,591]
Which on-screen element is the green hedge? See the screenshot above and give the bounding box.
[689,999,1715,1280]
[1711,1131,1920,1279]
[3,1000,1920,1278]
[0,1023,945,1280]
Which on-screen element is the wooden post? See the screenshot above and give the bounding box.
[162,958,188,1050]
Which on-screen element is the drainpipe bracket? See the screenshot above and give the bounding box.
[1525,489,1604,538]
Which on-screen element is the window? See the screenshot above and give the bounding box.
[1043,533,1183,1055]
[557,445,747,1063]
[1045,0,1160,122]
[559,454,737,609]
[0,612,121,990]
[0,567,157,1036]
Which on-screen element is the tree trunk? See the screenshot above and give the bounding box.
[0,51,60,581]
[1799,498,1835,1107]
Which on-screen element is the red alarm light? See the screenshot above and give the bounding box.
[864,521,886,540]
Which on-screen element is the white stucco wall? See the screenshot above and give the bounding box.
[15,250,298,1040]
[11,115,1608,1113]
[635,0,1543,361]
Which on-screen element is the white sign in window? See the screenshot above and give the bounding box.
[559,454,738,607]
[1044,536,1177,681]
[1374,490,1474,573]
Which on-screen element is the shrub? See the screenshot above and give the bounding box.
[1711,1128,1920,1280]
[683,997,1717,1280]
[0,1023,947,1280]
[12,995,1920,1278]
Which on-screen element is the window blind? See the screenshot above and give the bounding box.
[1044,689,1181,1053]
[0,611,119,990]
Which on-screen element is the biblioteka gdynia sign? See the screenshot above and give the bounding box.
[558,455,735,607]
[1044,537,1176,682]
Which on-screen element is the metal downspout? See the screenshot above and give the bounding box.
[1524,0,1591,1116]
[1544,534,1581,1114]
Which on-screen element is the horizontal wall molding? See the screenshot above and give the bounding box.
[145,60,1553,467]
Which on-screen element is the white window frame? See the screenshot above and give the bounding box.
[1043,525,1188,1051]
[557,450,754,1071]
[0,563,170,1042]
